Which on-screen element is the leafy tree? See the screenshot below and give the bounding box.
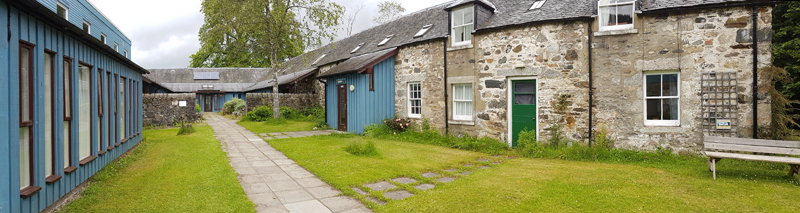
[190,0,345,68]
[772,1,800,133]
[373,0,406,25]
[345,4,364,36]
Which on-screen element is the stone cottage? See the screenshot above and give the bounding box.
[281,0,775,153]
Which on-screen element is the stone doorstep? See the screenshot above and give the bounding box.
[383,190,414,200]
[363,181,396,191]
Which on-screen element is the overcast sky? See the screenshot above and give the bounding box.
[89,0,451,69]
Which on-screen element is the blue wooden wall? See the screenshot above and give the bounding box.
[36,0,132,58]
[0,3,144,213]
[326,56,396,134]
[197,92,246,112]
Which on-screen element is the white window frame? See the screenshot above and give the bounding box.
[408,82,422,118]
[530,0,547,10]
[57,2,68,19]
[312,54,326,65]
[114,42,118,52]
[643,71,680,127]
[378,35,393,46]
[598,0,635,31]
[124,50,128,58]
[414,24,432,38]
[100,33,106,44]
[453,84,473,120]
[451,5,474,47]
[82,20,91,34]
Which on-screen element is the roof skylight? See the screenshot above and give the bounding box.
[530,0,546,10]
[414,24,433,38]
[351,43,364,54]
[378,35,394,46]
[312,54,326,65]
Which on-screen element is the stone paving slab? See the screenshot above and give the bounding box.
[383,190,414,200]
[363,181,396,191]
[351,187,368,195]
[366,197,386,205]
[273,135,292,139]
[479,166,491,169]
[204,113,371,213]
[415,184,435,191]
[437,177,456,183]
[461,171,473,175]
[443,168,457,172]
[391,177,417,184]
[422,172,439,178]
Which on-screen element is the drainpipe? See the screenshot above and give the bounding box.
[443,40,449,135]
[318,78,328,124]
[588,21,594,147]
[751,6,759,139]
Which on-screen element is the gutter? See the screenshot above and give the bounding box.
[752,6,759,139]
[587,20,594,147]
[443,40,449,135]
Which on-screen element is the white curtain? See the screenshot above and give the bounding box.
[20,128,30,189]
[79,66,91,159]
[64,61,72,168]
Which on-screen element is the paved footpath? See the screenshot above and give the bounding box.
[205,113,371,213]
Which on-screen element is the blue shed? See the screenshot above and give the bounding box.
[0,0,147,212]
[320,48,397,134]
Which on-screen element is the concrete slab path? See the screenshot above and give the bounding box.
[205,113,371,213]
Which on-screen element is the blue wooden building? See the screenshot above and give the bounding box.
[0,0,147,212]
[318,48,397,133]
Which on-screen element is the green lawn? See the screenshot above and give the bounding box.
[237,119,317,134]
[60,124,254,213]
[269,134,800,212]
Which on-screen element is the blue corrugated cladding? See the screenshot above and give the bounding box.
[36,0,132,59]
[197,92,246,112]
[326,56,396,134]
[0,3,144,213]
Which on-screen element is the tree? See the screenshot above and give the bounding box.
[772,1,800,134]
[345,4,365,36]
[190,0,345,68]
[373,0,405,25]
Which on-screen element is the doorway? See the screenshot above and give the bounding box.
[337,84,347,131]
[204,94,213,112]
[509,79,538,147]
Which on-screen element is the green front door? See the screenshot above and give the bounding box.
[511,80,537,147]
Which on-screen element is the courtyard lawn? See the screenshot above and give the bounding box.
[237,119,317,134]
[269,134,800,212]
[60,124,254,213]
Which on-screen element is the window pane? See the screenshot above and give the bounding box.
[662,74,678,96]
[646,99,662,120]
[663,98,679,120]
[645,75,661,97]
[453,10,463,26]
[20,127,30,189]
[463,25,472,41]
[120,81,125,140]
[601,6,615,27]
[617,4,634,25]
[515,82,536,93]
[45,53,53,177]
[20,47,30,122]
[463,7,473,24]
[454,26,464,43]
[64,61,71,117]
[514,94,536,105]
[79,65,91,159]
[64,121,70,168]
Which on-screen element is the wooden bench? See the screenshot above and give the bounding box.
[704,136,800,183]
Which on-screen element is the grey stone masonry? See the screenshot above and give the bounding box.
[205,113,371,213]
[245,93,317,112]
[143,93,200,127]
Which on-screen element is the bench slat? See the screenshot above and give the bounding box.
[705,142,800,156]
[705,151,800,164]
[705,136,800,148]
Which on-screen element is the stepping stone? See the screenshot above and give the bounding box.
[259,133,269,137]
[491,162,501,164]
[351,187,368,195]
[437,177,456,183]
[477,159,490,162]
[391,177,417,184]
[366,197,386,205]
[463,164,472,167]
[493,155,503,158]
[421,172,439,178]
[384,190,414,200]
[461,171,472,175]
[443,168,457,172]
[414,184,435,191]
[363,181,396,191]
[273,135,291,139]
[479,166,490,169]
[268,132,284,136]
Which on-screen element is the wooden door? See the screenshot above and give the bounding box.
[337,84,347,131]
[511,80,537,147]
[204,95,212,112]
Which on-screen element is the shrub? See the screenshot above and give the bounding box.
[365,120,509,155]
[245,105,273,122]
[177,123,196,135]
[223,98,246,115]
[343,141,380,157]
[548,124,565,148]
[517,128,541,157]
[594,124,614,150]
[383,117,412,133]
[195,104,201,113]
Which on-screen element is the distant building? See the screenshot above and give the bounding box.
[0,0,148,212]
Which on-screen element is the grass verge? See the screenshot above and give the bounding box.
[238,119,316,134]
[60,124,254,213]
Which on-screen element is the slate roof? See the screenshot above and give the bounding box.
[446,0,497,11]
[318,48,398,78]
[145,68,272,84]
[480,0,594,30]
[160,83,254,93]
[639,0,767,12]
[245,68,319,91]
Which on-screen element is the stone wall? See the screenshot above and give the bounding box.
[245,93,318,112]
[394,40,447,133]
[590,6,772,153]
[143,93,200,127]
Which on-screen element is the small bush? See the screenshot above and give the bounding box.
[177,124,196,135]
[343,141,380,157]
[223,98,246,115]
[245,105,273,122]
[517,128,541,157]
[365,120,509,155]
[594,124,614,150]
[383,117,412,133]
[195,104,201,113]
[279,106,304,120]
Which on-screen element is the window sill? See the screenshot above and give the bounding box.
[107,146,114,151]
[115,142,121,147]
[45,175,62,184]
[408,115,422,119]
[121,138,128,144]
[448,120,475,126]
[80,156,97,166]
[594,28,638,37]
[98,150,106,156]
[640,125,682,133]
[64,166,77,174]
[20,186,41,198]
[447,43,473,52]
